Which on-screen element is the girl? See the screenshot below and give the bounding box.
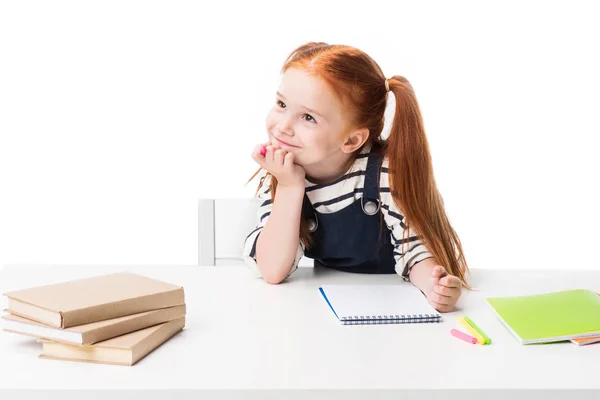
[243,42,469,312]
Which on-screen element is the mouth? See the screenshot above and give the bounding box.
[273,136,301,149]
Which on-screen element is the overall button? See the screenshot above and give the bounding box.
[363,200,379,215]
[307,218,318,232]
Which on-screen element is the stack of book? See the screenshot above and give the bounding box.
[1,271,186,365]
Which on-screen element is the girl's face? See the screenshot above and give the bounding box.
[265,68,352,167]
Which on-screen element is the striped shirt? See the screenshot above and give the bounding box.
[242,143,433,281]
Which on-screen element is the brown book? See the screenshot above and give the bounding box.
[39,316,185,366]
[2,272,185,328]
[2,304,186,345]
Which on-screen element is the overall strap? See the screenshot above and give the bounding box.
[361,150,382,215]
[302,193,318,232]
[302,193,313,217]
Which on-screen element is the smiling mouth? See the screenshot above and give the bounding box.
[274,137,300,148]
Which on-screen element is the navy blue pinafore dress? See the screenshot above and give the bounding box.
[302,151,396,274]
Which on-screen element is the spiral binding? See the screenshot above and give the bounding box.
[340,313,441,325]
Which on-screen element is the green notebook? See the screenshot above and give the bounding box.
[486,289,600,344]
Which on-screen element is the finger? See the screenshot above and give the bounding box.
[434,288,461,305]
[429,299,453,313]
[283,152,295,168]
[265,145,274,162]
[274,149,285,165]
[261,140,273,152]
[252,144,264,165]
[428,292,450,306]
[432,284,454,298]
[439,275,462,289]
[431,265,447,279]
[433,302,453,313]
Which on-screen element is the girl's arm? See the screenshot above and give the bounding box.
[255,184,305,284]
[251,143,307,284]
[379,162,435,281]
[408,257,437,294]
[242,171,304,281]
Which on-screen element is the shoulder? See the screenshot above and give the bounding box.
[379,156,390,188]
[378,156,399,212]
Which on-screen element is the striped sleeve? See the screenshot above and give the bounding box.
[379,165,434,282]
[242,171,304,280]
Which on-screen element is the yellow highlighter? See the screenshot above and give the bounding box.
[458,317,486,345]
[464,316,492,345]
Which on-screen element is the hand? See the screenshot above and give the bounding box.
[426,265,462,312]
[251,142,305,188]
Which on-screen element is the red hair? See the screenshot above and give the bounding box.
[252,42,470,287]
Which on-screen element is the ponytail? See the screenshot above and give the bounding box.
[385,76,470,288]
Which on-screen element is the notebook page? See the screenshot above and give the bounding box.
[320,284,439,319]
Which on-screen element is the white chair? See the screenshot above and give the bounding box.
[198,198,313,267]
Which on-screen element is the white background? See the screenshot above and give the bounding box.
[1,0,598,270]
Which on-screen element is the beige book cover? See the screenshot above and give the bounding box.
[39,316,185,366]
[2,304,186,345]
[3,272,185,328]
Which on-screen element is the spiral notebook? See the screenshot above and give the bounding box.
[319,284,441,325]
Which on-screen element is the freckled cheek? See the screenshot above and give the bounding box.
[305,133,326,151]
[304,136,333,161]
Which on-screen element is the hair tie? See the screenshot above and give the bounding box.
[385,78,390,92]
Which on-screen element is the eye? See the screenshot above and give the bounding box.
[276,100,286,109]
[303,114,317,124]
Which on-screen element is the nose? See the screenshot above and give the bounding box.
[276,115,294,137]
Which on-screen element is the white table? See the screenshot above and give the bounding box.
[1,265,599,400]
